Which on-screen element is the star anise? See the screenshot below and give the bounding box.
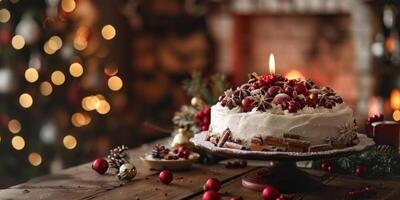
[252,94,272,111]
[224,89,238,109]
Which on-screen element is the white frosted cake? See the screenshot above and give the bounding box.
[206,73,359,152]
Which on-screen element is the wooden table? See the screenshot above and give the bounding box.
[1,138,399,200]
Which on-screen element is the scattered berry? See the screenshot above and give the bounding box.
[262,185,280,200]
[159,170,173,185]
[203,178,221,192]
[202,190,221,200]
[92,158,109,174]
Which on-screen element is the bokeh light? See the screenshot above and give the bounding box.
[19,93,33,108]
[61,0,76,13]
[96,100,110,114]
[101,25,116,40]
[63,135,77,149]
[12,136,25,150]
[81,96,99,111]
[104,65,118,76]
[51,71,65,86]
[8,119,21,134]
[393,110,400,121]
[40,81,53,96]
[28,152,42,166]
[69,62,83,77]
[107,76,123,91]
[24,68,39,83]
[71,112,91,127]
[11,35,25,50]
[0,9,11,23]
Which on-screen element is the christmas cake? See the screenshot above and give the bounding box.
[206,73,359,152]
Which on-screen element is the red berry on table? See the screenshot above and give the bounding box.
[294,83,308,95]
[262,185,280,200]
[92,158,109,174]
[159,170,173,185]
[272,93,291,105]
[355,165,368,176]
[241,97,254,112]
[267,86,282,97]
[203,178,221,191]
[202,190,221,200]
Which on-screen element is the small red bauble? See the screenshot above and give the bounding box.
[159,170,173,185]
[241,97,254,112]
[202,190,221,200]
[355,165,368,176]
[267,86,282,97]
[203,178,221,191]
[272,93,291,105]
[262,185,280,200]
[92,158,109,174]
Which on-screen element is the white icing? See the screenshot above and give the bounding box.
[210,103,354,145]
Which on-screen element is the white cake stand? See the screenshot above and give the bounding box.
[191,132,375,193]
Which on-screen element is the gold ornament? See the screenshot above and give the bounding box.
[191,97,207,109]
[117,163,137,181]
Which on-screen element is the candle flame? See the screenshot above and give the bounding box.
[269,54,275,74]
[390,89,400,110]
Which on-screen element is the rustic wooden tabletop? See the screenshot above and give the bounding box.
[0,137,399,200]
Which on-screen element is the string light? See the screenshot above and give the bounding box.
[40,81,53,96]
[96,100,110,114]
[24,68,39,83]
[69,62,83,77]
[51,71,65,86]
[19,93,33,108]
[28,152,42,166]
[81,96,99,111]
[48,36,63,51]
[71,112,91,127]
[0,8,11,23]
[107,76,123,91]
[8,119,21,134]
[63,135,77,149]
[393,110,400,121]
[101,25,116,40]
[61,0,76,13]
[43,42,56,55]
[11,135,25,150]
[11,35,25,50]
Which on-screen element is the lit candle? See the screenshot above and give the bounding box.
[269,53,275,75]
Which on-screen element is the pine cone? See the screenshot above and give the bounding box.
[107,145,129,172]
[151,144,170,159]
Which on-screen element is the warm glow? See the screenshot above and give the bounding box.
[11,35,25,50]
[19,93,33,108]
[51,71,65,86]
[12,135,25,150]
[368,96,383,117]
[61,0,76,13]
[28,152,42,166]
[8,119,21,134]
[81,96,100,111]
[285,70,305,80]
[71,112,91,127]
[73,36,87,51]
[43,42,56,55]
[108,76,123,91]
[390,89,400,110]
[63,135,77,149]
[393,110,400,121]
[96,100,110,114]
[40,81,53,96]
[24,68,39,83]
[269,54,275,74]
[0,9,11,23]
[69,62,83,77]
[48,36,63,51]
[101,25,116,40]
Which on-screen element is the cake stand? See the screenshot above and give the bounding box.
[191,132,375,193]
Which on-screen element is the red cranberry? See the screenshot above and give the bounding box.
[203,117,210,125]
[287,101,300,113]
[203,178,221,191]
[241,97,254,112]
[202,190,221,200]
[159,170,173,185]
[92,158,109,174]
[203,107,211,116]
[261,74,277,85]
[201,125,209,131]
[294,83,308,95]
[195,112,203,119]
[267,86,282,97]
[262,185,280,200]
[272,93,291,105]
[283,86,294,96]
[178,149,190,159]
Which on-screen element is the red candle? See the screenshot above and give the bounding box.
[371,121,400,149]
